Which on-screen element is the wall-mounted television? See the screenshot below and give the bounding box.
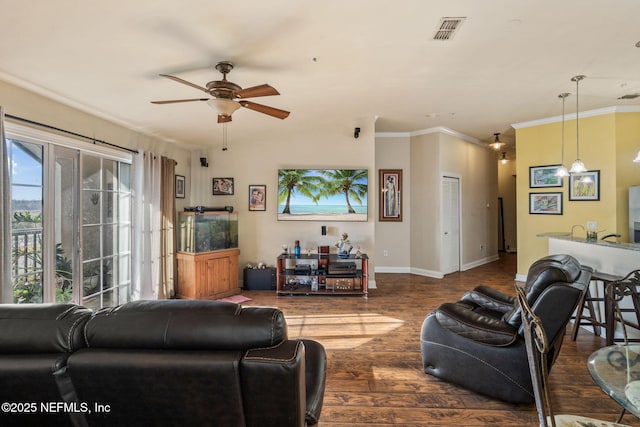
[277,168,368,221]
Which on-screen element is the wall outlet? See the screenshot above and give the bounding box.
[383,250,388,256]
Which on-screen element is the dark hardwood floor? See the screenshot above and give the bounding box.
[241,253,639,426]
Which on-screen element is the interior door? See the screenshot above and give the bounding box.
[442,176,460,275]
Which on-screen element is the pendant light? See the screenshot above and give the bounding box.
[569,75,587,173]
[556,93,570,177]
[490,132,504,150]
[500,152,508,164]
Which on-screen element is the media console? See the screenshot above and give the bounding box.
[276,253,368,298]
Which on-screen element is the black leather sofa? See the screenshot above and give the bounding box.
[420,254,592,404]
[0,300,326,427]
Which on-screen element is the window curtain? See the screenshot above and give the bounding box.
[0,107,11,303]
[131,150,161,300]
[158,156,176,299]
[131,151,177,301]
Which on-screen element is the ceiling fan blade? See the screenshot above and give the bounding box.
[218,115,232,123]
[159,74,209,93]
[236,84,280,98]
[239,101,290,119]
[151,98,209,104]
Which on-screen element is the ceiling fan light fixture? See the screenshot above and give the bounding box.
[207,98,241,116]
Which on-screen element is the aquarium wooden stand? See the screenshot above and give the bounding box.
[176,248,240,300]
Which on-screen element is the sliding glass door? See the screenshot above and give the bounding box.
[6,124,132,308]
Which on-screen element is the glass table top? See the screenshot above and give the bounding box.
[588,344,640,419]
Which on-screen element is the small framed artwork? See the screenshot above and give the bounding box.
[529,192,563,215]
[175,175,185,199]
[212,177,234,195]
[379,169,402,221]
[569,170,600,201]
[530,165,564,188]
[249,185,266,211]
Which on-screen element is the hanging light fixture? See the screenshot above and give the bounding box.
[500,152,508,164]
[634,151,640,163]
[490,132,505,150]
[569,75,587,173]
[556,93,570,177]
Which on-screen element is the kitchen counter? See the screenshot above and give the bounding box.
[537,232,640,253]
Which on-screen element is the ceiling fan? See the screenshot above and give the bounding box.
[151,61,290,123]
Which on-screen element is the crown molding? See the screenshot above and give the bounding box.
[512,105,640,129]
[376,126,481,145]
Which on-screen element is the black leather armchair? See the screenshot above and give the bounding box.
[420,254,592,403]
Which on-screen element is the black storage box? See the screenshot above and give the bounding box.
[243,268,276,290]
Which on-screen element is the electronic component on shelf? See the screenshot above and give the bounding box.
[293,265,311,275]
[327,262,356,275]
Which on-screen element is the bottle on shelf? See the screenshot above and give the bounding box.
[294,240,301,257]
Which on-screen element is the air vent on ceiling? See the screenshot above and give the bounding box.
[618,93,640,100]
[433,17,466,41]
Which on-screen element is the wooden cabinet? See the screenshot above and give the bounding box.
[276,254,368,298]
[176,248,240,300]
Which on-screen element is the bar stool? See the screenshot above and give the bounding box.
[571,271,619,340]
[605,269,640,346]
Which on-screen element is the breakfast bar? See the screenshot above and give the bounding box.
[539,233,640,342]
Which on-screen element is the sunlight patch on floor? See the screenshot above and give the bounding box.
[285,313,404,350]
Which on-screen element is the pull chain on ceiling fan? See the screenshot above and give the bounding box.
[151,61,290,123]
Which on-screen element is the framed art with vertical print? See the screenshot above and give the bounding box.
[529,165,564,188]
[529,192,563,215]
[569,170,600,201]
[379,169,402,221]
[249,185,266,211]
[212,177,234,195]
[175,175,185,199]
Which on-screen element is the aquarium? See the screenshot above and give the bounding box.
[177,211,238,253]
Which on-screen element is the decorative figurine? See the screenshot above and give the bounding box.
[335,233,353,258]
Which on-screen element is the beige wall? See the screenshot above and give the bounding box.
[438,132,499,270]
[3,77,502,285]
[514,109,640,276]
[385,128,500,277]
[374,135,411,271]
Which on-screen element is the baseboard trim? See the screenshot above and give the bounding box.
[374,266,412,274]
[409,268,444,279]
[461,254,500,271]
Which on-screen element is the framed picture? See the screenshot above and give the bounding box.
[277,169,368,221]
[569,170,600,201]
[529,192,563,215]
[249,185,266,211]
[530,165,564,188]
[175,175,185,199]
[379,169,402,221]
[212,177,234,195]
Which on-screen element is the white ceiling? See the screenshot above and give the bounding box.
[2,0,640,153]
